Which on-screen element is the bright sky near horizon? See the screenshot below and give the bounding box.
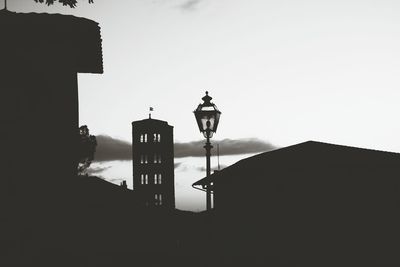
[10,0,400,210]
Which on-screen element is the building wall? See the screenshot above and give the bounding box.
[0,11,103,205]
[132,119,175,209]
[213,163,400,264]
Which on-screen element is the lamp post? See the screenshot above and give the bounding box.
[194,91,221,211]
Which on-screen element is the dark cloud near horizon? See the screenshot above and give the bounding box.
[174,138,276,157]
[174,162,183,169]
[94,135,276,162]
[94,135,132,162]
[86,165,111,174]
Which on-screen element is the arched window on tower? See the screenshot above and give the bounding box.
[154,154,162,163]
[140,155,148,164]
[155,193,162,206]
[153,174,162,184]
[152,133,161,142]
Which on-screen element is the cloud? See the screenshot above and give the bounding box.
[179,0,202,11]
[174,162,183,169]
[94,135,131,162]
[93,135,276,162]
[86,165,111,174]
[175,138,276,157]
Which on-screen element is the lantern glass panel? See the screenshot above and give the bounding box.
[194,92,221,136]
[199,113,215,131]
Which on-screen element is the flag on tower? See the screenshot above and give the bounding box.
[149,107,154,119]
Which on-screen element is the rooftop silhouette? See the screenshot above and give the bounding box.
[0,10,103,195]
[194,140,400,265]
[1,9,399,267]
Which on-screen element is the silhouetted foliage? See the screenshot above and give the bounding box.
[34,0,93,8]
[78,125,97,175]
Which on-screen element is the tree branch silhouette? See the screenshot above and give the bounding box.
[33,0,93,8]
[77,125,97,176]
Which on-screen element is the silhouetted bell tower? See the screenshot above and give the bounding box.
[132,117,175,209]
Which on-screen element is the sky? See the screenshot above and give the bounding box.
[10,0,400,210]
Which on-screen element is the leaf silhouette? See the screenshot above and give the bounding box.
[33,0,93,8]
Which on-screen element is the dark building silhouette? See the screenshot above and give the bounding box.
[0,10,103,199]
[0,10,215,267]
[132,117,175,209]
[193,141,400,265]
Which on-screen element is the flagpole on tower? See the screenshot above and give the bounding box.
[149,107,154,119]
[4,0,7,10]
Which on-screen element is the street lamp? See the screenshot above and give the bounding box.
[194,91,221,211]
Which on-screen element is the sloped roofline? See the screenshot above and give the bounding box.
[193,140,400,186]
[131,118,173,127]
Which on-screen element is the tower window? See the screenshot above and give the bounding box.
[153,133,161,143]
[153,133,157,143]
[154,174,162,184]
[145,174,148,184]
[155,193,162,206]
[154,154,161,163]
[141,174,144,184]
[139,134,148,143]
[140,155,148,164]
